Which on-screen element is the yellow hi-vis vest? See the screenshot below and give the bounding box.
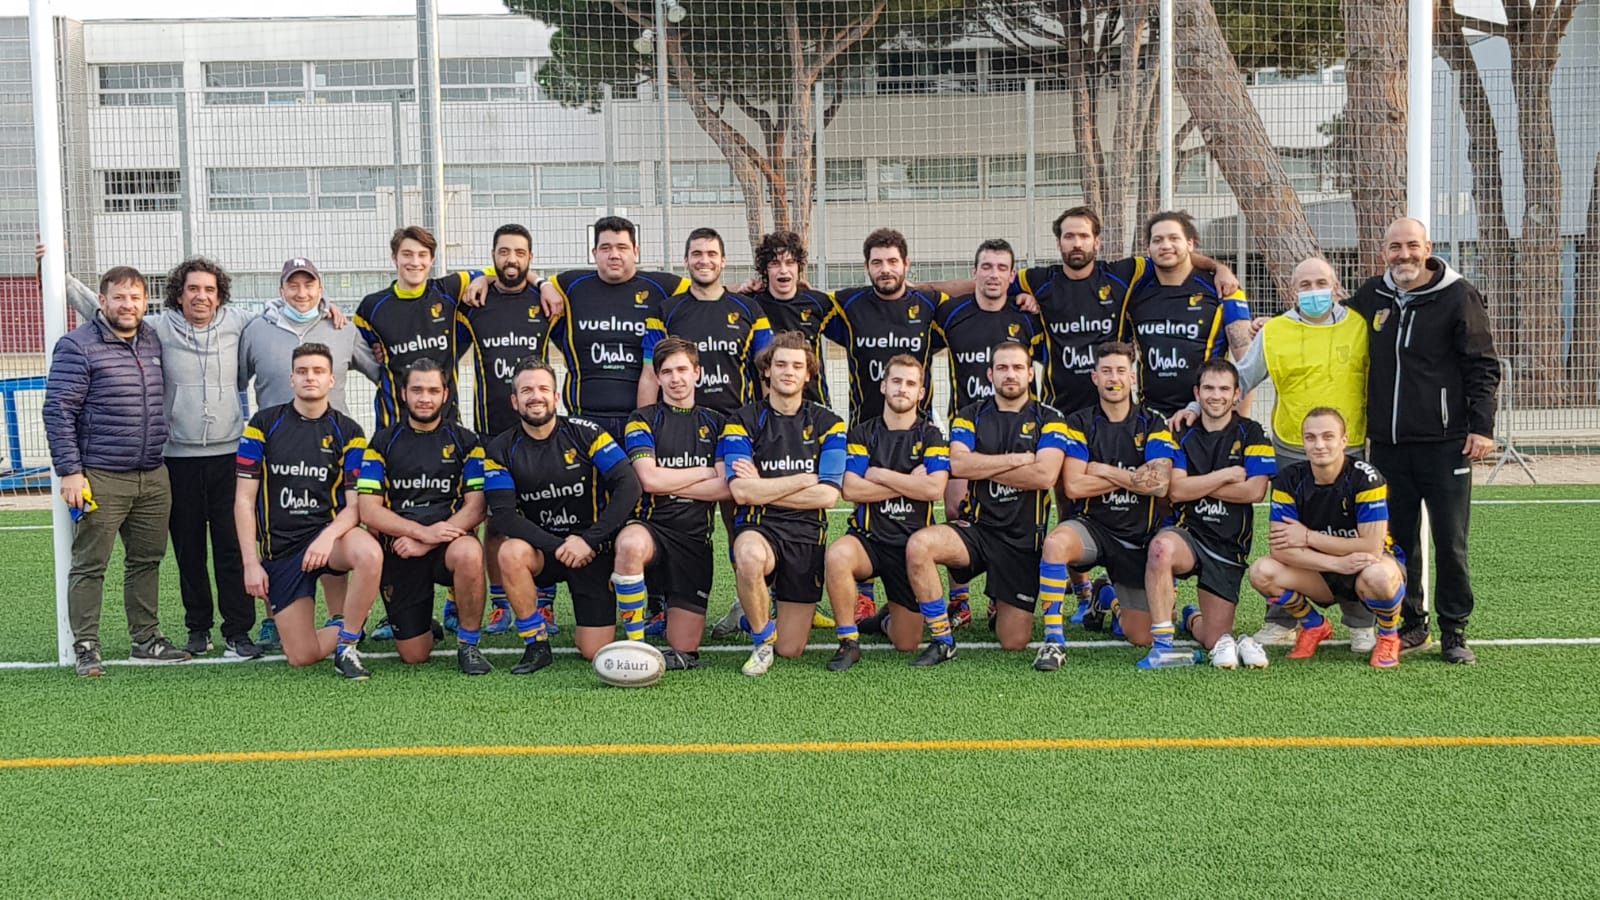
[1262,311,1369,449]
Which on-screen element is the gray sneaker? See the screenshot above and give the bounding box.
[223,636,265,660]
[183,630,214,656]
[74,641,105,677]
[131,634,191,663]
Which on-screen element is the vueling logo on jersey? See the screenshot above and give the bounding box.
[634,291,649,306]
[387,333,450,356]
[269,461,331,480]
[430,302,444,320]
[576,316,647,336]
[563,448,579,466]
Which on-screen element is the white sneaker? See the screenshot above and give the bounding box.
[741,643,775,677]
[1237,634,1269,669]
[1210,633,1238,669]
[1348,626,1377,654]
[710,600,744,639]
[1251,622,1298,647]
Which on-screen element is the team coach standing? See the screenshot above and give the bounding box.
[43,266,191,675]
[1348,217,1500,664]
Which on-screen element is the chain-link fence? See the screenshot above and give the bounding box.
[3,2,1599,501]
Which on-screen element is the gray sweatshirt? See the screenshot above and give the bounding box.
[238,297,380,415]
[66,274,245,457]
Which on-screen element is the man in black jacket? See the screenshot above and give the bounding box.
[1347,217,1499,664]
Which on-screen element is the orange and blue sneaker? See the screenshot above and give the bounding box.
[484,604,511,635]
[1370,633,1402,668]
[855,594,878,627]
[1287,619,1334,660]
[947,598,972,630]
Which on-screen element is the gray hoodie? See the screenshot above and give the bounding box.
[66,274,245,457]
[238,297,381,415]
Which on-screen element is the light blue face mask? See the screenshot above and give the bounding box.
[281,302,321,324]
[1297,288,1334,319]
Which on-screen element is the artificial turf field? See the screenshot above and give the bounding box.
[1,484,1598,898]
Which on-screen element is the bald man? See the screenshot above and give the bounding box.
[1172,256,1376,650]
[1347,218,1499,665]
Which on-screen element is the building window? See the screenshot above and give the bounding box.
[663,161,742,205]
[537,164,640,208]
[313,60,415,103]
[445,165,531,209]
[986,53,1069,93]
[207,168,310,211]
[102,170,181,212]
[1277,150,1324,193]
[875,50,979,95]
[204,62,305,105]
[1177,154,1212,196]
[877,157,979,201]
[441,58,537,102]
[97,63,182,106]
[986,154,1080,199]
[316,167,418,210]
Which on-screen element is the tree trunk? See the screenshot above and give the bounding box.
[1172,0,1320,305]
[1100,1,1155,258]
[1571,151,1600,405]
[1061,5,1106,226]
[1435,5,1517,385]
[1341,0,1410,276]
[1509,39,1565,407]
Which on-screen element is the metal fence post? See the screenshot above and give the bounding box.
[815,78,827,286]
[175,90,193,259]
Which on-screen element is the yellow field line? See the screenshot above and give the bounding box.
[2,734,1598,771]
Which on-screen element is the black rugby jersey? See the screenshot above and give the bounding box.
[484,417,640,554]
[236,403,366,561]
[1119,269,1250,416]
[949,399,1069,546]
[1172,414,1275,566]
[1061,404,1179,545]
[1270,458,1392,551]
[464,283,550,440]
[658,288,774,414]
[822,287,946,425]
[717,400,847,546]
[357,422,485,527]
[354,270,481,428]
[624,403,727,541]
[550,269,682,416]
[844,415,950,547]
[752,288,833,403]
[1016,259,1141,415]
[933,294,1041,413]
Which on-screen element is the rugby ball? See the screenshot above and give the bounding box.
[593,640,666,688]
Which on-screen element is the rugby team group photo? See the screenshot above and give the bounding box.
[40,203,1500,681]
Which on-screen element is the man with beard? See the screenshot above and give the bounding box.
[927,239,1040,632]
[458,224,551,638]
[825,355,949,671]
[1038,342,1179,672]
[659,228,773,415]
[484,360,643,670]
[357,359,489,674]
[1145,360,1274,670]
[749,231,834,404]
[1119,211,1253,418]
[718,333,847,676]
[613,338,730,669]
[902,342,1068,667]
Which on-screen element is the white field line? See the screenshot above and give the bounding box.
[4,636,1600,670]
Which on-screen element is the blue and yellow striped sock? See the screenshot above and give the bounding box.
[457,627,481,647]
[919,600,953,646]
[1363,583,1406,636]
[856,581,875,602]
[612,574,648,641]
[751,618,777,648]
[515,614,548,645]
[1039,561,1069,645]
[836,624,859,643]
[948,584,970,605]
[1269,590,1325,629]
[1151,620,1175,650]
[489,583,509,610]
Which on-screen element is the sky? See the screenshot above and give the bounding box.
[1,0,511,18]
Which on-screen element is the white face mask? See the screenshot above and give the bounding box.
[280,302,321,324]
[1296,288,1334,319]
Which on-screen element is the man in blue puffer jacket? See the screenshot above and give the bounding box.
[43,266,191,676]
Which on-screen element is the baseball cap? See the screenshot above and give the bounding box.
[280,257,321,284]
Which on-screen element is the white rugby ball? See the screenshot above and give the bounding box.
[593,640,666,688]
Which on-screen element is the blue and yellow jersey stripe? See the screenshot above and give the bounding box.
[1269,488,1298,523]
[1244,442,1277,478]
[1355,484,1389,523]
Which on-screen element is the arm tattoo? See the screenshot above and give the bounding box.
[1130,457,1173,497]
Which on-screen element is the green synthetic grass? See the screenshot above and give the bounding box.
[2,486,1599,897]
